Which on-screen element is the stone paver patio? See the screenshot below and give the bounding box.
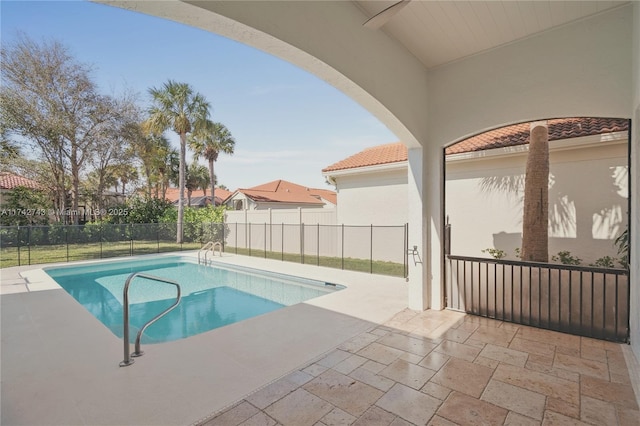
[199,309,640,426]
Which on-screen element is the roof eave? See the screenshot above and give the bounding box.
[322,160,408,178]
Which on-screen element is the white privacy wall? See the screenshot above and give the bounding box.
[446,139,628,264]
[334,167,408,226]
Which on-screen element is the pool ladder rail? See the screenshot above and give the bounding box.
[198,241,222,265]
[119,272,182,367]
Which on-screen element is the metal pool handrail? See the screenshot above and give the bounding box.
[119,272,182,367]
[198,241,215,264]
[204,242,223,264]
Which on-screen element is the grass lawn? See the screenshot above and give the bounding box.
[0,241,201,268]
[226,247,406,277]
[1,243,406,278]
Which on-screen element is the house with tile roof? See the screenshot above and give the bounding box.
[223,179,336,211]
[0,172,43,205]
[164,186,234,207]
[323,117,629,264]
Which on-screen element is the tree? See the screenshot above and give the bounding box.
[0,186,51,226]
[185,162,210,207]
[0,125,20,164]
[115,163,139,196]
[146,80,210,242]
[129,126,168,198]
[521,121,549,262]
[188,121,235,206]
[1,35,132,224]
[89,99,140,212]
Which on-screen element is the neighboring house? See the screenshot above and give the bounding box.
[323,143,408,226]
[0,172,43,205]
[322,117,629,264]
[224,179,336,211]
[165,187,233,207]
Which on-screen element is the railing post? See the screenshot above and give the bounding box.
[65,225,69,262]
[100,224,103,259]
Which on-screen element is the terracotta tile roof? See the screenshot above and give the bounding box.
[0,172,42,190]
[165,187,233,204]
[322,142,407,172]
[323,118,628,172]
[236,179,336,205]
[446,117,629,155]
[214,188,233,202]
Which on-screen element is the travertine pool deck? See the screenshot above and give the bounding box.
[1,253,407,425]
[2,252,640,425]
[202,309,640,426]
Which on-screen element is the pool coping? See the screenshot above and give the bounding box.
[1,252,408,425]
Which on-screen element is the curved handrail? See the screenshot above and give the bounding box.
[198,241,215,264]
[119,272,181,367]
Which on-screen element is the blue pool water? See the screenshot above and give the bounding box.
[45,256,343,343]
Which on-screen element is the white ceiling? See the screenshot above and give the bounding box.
[354,1,629,69]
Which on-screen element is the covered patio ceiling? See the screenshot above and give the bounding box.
[355,0,628,69]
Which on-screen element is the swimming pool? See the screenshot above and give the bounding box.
[45,256,343,343]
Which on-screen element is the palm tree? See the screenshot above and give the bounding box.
[115,163,139,196]
[146,80,210,243]
[522,121,549,262]
[188,121,235,206]
[185,162,210,207]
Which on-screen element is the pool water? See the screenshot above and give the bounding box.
[45,256,343,343]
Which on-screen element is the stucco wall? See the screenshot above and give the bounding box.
[629,1,640,362]
[446,139,628,264]
[334,168,407,226]
[426,5,633,147]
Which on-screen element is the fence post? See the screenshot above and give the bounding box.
[269,208,273,252]
[100,223,103,259]
[249,223,252,256]
[404,223,408,279]
[341,224,344,270]
[317,223,320,266]
[27,226,31,265]
[370,224,373,274]
[17,226,21,266]
[66,225,69,262]
[264,222,267,258]
[129,223,133,256]
[301,223,305,264]
[235,222,238,254]
[281,223,284,261]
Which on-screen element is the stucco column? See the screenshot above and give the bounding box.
[408,144,445,312]
[407,147,427,310]
[425,143,444,311]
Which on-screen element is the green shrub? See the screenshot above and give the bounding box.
[551,251,581,265]
[590,256,617,268]
[481,248,506,259]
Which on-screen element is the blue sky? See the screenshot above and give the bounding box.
[1,0,396,190]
